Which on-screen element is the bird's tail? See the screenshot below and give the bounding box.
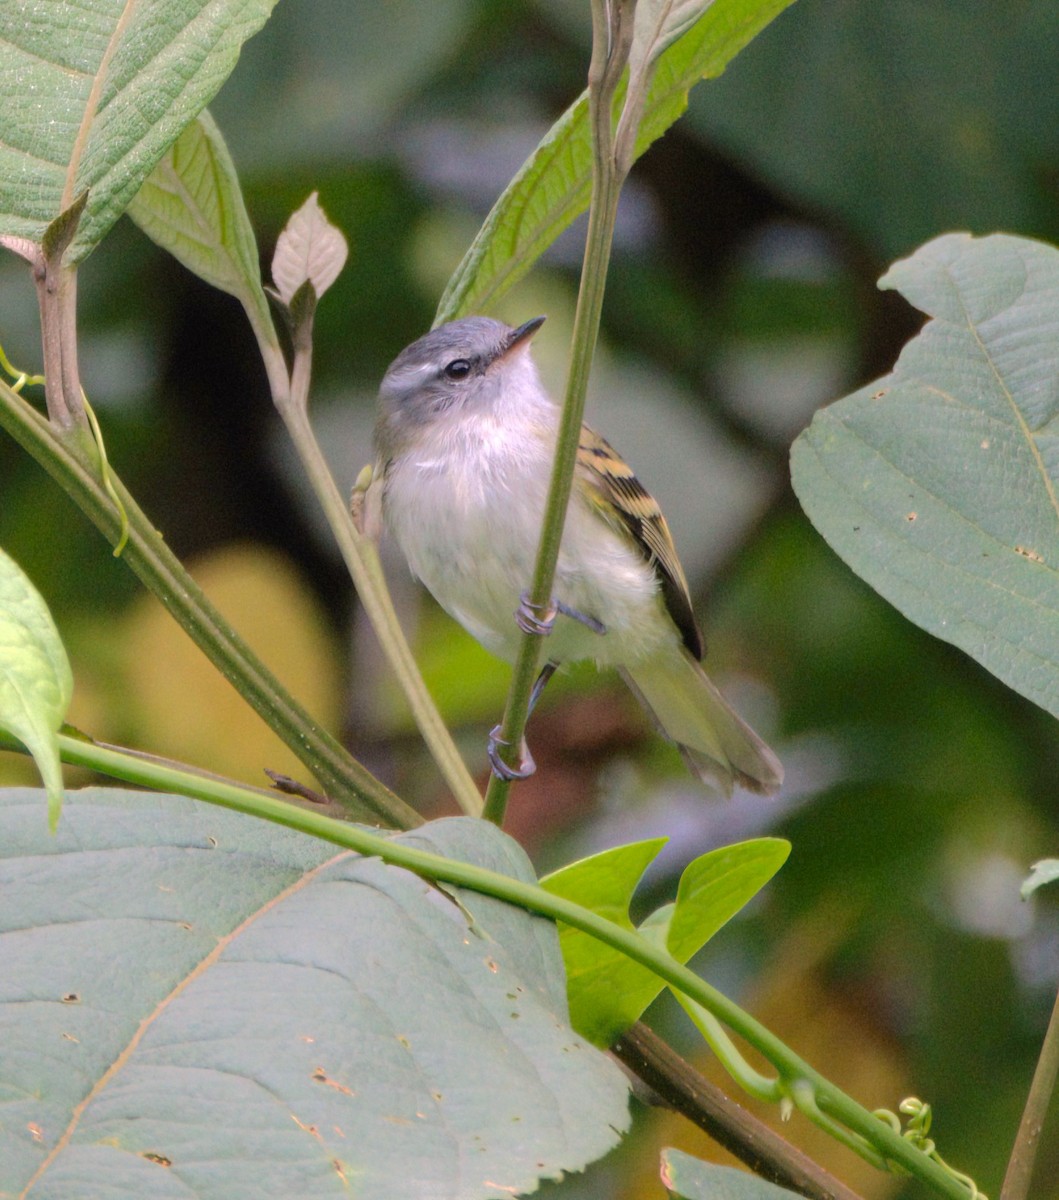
[622,649,783,797]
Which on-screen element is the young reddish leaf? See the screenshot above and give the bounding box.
[271,192,349,305]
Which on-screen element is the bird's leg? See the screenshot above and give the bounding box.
[493,586,605,783]
[556,601,607,636]
[528,661,558,714]
[486,662,558,781]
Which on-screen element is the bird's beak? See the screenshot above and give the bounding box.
[499,315,546,359]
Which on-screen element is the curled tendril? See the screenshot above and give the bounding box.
[81,394,130,557]
[0,341,45,394]
[0,343,128,556]
[873,1097,986,1199]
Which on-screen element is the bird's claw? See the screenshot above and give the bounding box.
[515,593,606,638]
[487,725,537,781]
[515,593,557,637]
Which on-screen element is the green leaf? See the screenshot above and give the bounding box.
[661,1149,802,1198]
[127,110,272,338]
[0,551,72,828]
[666,838,790,962]
[0,0,278,263]
[1022,858,1059,900]
[542,837,789,1046]
[542,838,667,1045]
[435,0,795,325]
[0,792,629,1199]
[630,1,718,80]
[791,233,1059,721]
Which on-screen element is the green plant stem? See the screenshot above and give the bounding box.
[1001,983,1059,1200]
[482,0,630,824]
[613,1023,867,1200]
[253,329,483,818]
[0,378,419,829]
[16,727,971,1200]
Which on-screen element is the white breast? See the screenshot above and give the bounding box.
[383,413,674,668]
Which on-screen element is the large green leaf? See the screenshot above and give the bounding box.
[792,233,1059,720]
[0,791,629,1199]
[0,550,71,828]
[542,837,789,1046]
[661,1149,801,1198]
[0,0,277,262]
[435,0,794,325]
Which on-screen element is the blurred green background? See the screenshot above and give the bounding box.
[1,1,1057,1196]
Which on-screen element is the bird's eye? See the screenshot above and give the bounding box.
[443,358,472,380]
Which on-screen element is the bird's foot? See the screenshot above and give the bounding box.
[487,725,537,781]
[515,593,606,638]
[515,593,558,636]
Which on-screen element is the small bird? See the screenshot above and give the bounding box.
[370,315,782,796]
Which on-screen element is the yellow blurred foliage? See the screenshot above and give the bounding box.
[66,543,343,789]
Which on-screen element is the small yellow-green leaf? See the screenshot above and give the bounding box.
[667,837,790,962]
[0,549,72,827]
[128,111,273,339]
[543,839,668,1044]
[543,837,788,1046]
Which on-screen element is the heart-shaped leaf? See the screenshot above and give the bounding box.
[792,233,1059,719]
[0,791,629,1199]
[542,837,789,1046]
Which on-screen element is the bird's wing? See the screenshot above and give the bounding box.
[576,424,704,660]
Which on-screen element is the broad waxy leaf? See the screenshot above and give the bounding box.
[0,551,71,828]
[792,233,1059,720]
[0,0,278,262]
[661,1149,802,1198]
[0,791,629,1200]
[435,0,794,325]
[128,110,272,336]
[542,837,789,1046]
